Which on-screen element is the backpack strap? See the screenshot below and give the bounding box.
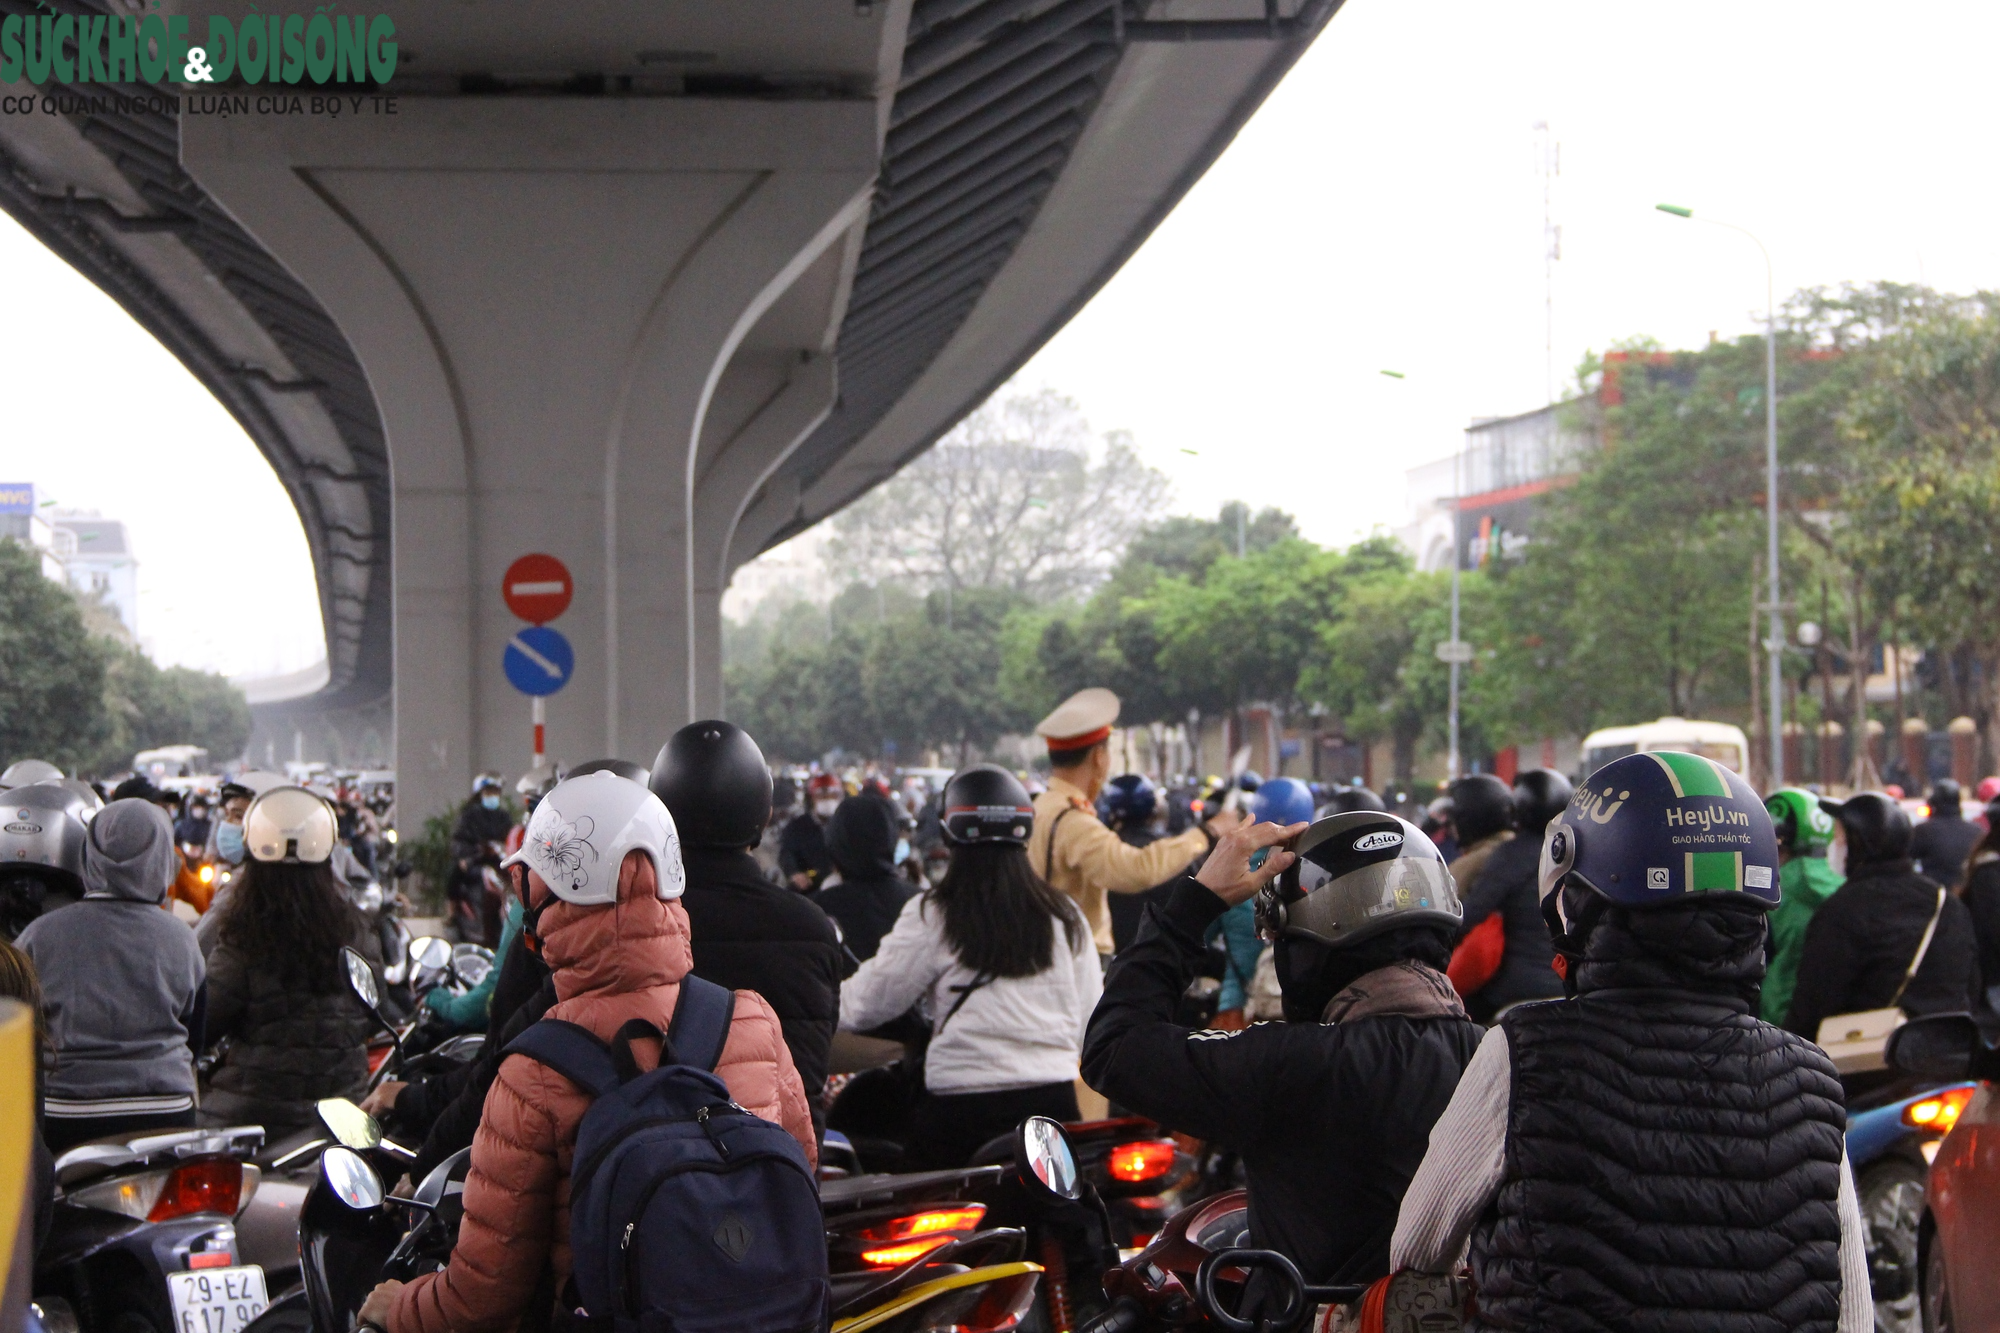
[666,975,736,1073]
[502,1019,621,1098]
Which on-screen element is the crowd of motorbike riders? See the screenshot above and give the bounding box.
[8,691,2000,1331]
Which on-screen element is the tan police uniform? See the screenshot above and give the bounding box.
[1025,688,1209,956]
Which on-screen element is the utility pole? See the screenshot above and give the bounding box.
[1535,121,1560,405]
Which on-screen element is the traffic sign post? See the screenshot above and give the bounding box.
[502,554,574,768]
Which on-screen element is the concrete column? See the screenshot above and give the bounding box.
[183,100,876,827]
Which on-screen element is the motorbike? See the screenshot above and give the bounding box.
[1844,1074,1981,1333]
[34,1123,270,1333]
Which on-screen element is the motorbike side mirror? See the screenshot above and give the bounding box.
[343,946,379,1010]
[321,1146,384,1211]
[1888,1012,1992,1081]
[1014,1115,1083,1203]
[409,935,452,971]
[318,1097,384,1151]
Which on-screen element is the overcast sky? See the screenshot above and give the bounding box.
[7,0,1999,674]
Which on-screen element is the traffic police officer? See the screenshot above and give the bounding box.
[1026,687,1229,958]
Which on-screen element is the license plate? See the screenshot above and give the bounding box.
[167,1265,268,1333]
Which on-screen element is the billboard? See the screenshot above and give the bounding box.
[0,484,32,515]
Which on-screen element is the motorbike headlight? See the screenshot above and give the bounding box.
[359,882,384,913]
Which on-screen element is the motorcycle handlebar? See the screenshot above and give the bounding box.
[1195,1248,1367,1333]
[1074,1296,1149,1333]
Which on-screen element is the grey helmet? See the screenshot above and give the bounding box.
[0,782,91,894]
[1255,810,1462,949]
[0,758,64,789]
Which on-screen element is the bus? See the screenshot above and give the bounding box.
[1579,717,1750,780]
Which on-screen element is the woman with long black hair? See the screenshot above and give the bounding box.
[840,764,1101,1169]
[200,786,382,1130]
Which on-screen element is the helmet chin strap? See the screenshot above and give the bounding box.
[1542,880,1605,1000]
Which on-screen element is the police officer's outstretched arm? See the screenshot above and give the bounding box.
[1082,819,1303,1145]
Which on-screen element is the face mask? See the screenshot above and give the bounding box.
[481,794,501,811]
[216,822,246,862]
[894,838,910,866]
[1827,836,1847,878]
[815,800,840,819]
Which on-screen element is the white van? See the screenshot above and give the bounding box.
[1579,717,1750,780]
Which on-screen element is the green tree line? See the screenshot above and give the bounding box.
[0,538,252,774]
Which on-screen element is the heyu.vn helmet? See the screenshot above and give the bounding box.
[503,769,684,906]
[1538,751,1780,937]
[1255,810,1463,949]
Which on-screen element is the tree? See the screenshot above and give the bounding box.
[90,643,253,773]
[0,538,109,771]
[1303,565,1459,781]
[824,388,1172,601]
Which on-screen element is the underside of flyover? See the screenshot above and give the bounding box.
[0,0,1339,821]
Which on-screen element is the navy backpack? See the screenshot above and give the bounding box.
[505,976,829,1332]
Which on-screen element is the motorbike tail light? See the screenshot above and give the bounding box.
[859,1235,957,1268]
[198,864,215,885]
[1107,1140,1179,1183]
[66,1169,170,1220]
[1903,1085,1978,1134]
[148,1157,244,1222]
[857,1205,987,1242]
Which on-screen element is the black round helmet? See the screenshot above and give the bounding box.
[1930,779,1963,815]
[1317,785,1388,818]
[1819,791,1912,870]
[1510,769,1574,837]
[570,757,649,784]
[941,765,1034,846]
[649,721,772,849]
[1255,811,1463,950]
[1450,774,1516,846]
[1097,774,1158,828]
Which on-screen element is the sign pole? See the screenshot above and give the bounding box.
[532,696,546,768]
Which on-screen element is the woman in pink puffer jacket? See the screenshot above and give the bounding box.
[360,772,814,1332]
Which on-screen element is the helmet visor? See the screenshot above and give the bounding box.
[1264,855,1460,947]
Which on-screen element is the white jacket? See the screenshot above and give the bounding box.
[840,890,1103,1095]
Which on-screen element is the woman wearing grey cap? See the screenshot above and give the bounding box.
[17,798,207,1153]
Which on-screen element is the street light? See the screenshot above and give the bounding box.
[1385,366,1471,780]
[1656,202,1783,789]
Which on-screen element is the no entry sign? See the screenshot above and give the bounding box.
[503,553,572,624]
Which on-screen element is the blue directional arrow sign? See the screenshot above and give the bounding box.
[503,625,573,697]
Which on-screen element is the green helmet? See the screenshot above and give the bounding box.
[1765,788,1835,854]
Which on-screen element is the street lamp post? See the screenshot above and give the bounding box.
[1656,204,1783,789]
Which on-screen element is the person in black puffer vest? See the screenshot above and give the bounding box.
[1392,750,1870,1333]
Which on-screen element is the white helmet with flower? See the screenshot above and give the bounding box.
[500,769,683,906]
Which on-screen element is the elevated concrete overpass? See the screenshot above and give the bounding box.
[0,0,1341,820]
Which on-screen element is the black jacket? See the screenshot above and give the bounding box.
[778,813,835,888]
[1963,854,2000,1003]
[1083,877,1482,1288]
[1911,814,1983,889]
[680,846,842,1132]
[816,797,912,962]
[1454,835,1563,1017]
[1784,858,1979,1039]
[396,930,554,1184]
[449,799,513,865]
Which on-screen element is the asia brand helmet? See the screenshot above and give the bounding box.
[1255,810,1462,950]
[1449,774,1516,846]
[649,721,772,849]
[1250,776,1315,828]
[1316,785,1389,818]
[1537,751,1780,936]
[940,765,1035,846]
[502,770,684,906]
[1097,774,1159,828]
[1765,788,1836,855]
[1510,769,1574,837]
[243,787,339,864]
[1817,791,1911,870]
[0,783,89,890]
[0,759,63,789]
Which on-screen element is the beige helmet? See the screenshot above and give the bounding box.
[244,785,338,864]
